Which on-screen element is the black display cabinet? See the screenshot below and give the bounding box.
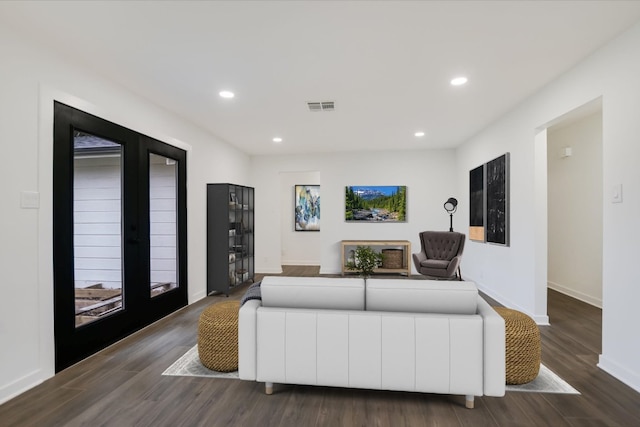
[207,183,254,295]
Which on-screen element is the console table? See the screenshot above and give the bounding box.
[341,240,412,276]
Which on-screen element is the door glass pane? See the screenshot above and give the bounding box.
[149,153,178,297]
[73,132,123,327]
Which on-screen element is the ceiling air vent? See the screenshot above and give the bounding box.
[307,101,335,112]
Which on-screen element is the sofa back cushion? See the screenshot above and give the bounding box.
[261,276,365,310]
[366,279,478,314]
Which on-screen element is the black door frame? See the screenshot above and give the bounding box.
[53,102,187,372]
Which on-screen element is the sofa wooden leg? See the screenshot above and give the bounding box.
[265,382,273,395]
[465,395,474,409]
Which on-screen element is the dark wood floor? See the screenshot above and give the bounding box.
[2,267,639,426]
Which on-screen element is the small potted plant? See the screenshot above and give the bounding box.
[346,245,383,280]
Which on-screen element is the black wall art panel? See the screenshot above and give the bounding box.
[485,153,509,245]
[469,164,485,242]
[468,153,510,246]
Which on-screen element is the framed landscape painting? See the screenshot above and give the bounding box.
[345,186,406,222]
[295,185,320,231]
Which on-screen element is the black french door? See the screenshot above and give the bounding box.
[53,102,187,371]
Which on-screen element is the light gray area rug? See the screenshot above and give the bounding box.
[506,364,580,394]
[163,345,580,395]
[162,345,239,379]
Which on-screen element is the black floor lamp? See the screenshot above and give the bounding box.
[444,197,458,232]
[444,197,462,279]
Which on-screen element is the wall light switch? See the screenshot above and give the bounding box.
[20,191,40,209]
[612,184,623,204]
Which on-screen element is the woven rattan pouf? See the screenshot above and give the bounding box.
[494,307,541,385]
[198,300,240,372]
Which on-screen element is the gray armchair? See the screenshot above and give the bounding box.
[412,231,465,280]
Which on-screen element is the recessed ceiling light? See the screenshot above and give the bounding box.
[272,137,283,143]
[414,131,425,137]
[219,90,235,99]
[450,77,468,86]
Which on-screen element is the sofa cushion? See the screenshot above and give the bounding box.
[261,276,365,310]
[420,259,450,269]
[365,279,478,314]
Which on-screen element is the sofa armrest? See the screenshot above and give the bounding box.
[446,255,462,277]
[477,297,506,397]
[239,299,261,380]
[412,251,426,268]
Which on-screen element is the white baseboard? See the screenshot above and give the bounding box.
[547,281,602,308]
[466,274,550,325]
[281,260,321,266]
[257,267,283,274]
[0,369,47,405]
[189,290,206,304]
[319,267,343,275]
[598,354,640,394]
[530,313,550,325]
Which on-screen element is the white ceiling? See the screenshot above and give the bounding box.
[2,1,640,155]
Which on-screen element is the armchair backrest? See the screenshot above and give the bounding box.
[419,231,465,261]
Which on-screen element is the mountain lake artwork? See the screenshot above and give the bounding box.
[345,186,407,222]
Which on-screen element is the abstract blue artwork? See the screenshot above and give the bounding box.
[295,185,320,231]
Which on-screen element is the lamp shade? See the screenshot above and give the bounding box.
[444,197,458,213]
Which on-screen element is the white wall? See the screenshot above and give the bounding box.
[251,150,457,275]
[0,25,251,404]
[547,112,603,308]
[280,172,321,265]
[456,22,640,392]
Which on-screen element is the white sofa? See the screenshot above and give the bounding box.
[239,276,505,408]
